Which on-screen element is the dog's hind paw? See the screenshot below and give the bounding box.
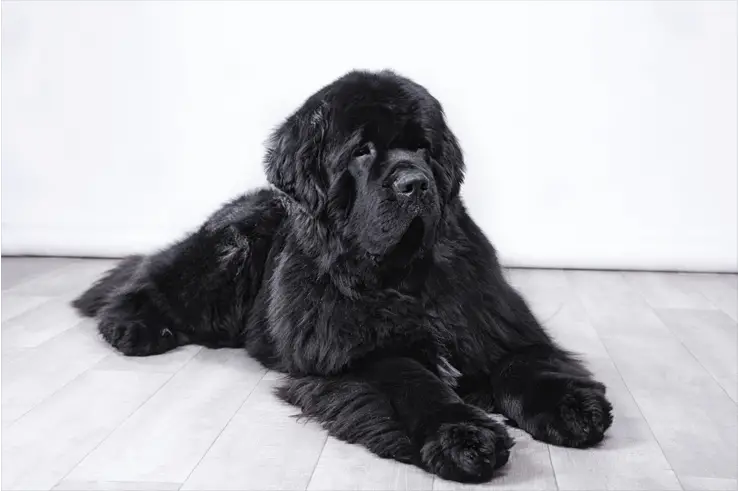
[97,312,182,357]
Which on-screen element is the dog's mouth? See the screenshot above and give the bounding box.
[383,217,426,264]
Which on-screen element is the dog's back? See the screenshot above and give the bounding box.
[72,255,144,317]
[71,188,287,355]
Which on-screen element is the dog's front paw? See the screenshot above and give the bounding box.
[531,381,613,448]
[421,410,513,483]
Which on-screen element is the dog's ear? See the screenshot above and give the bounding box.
[432,123,465,204]
[441,128,465,200]
[265,105,327,214]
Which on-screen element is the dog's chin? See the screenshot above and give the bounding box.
[385,217,426,261]
[368,216,433,266]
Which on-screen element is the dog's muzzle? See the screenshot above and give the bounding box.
[392,168,429,197]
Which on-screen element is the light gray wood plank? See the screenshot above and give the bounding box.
[94,345,203,374]
[262,369,287,381]
[550,353,682,490]
[656,309,737,402]
[512,270,680,490]
[181,377,327,491]
[54,479,182,491]
[544,297,610,359]
[552,413,681,490]
[66,349,265,484]
[1,293,53,321]
[625,272,715,310]
[1,257,79,290]
[567,271,674,339]
[53,481,182,491]
[3,260,735,491]
[599,334,737,479]
[567,270,737,481]
[308,438,433,491]
[506,268,572,327]
[506,269,613,362]
[678,476,738,491]
[1,322,112,425]
[1,369,170,491]
[2,296,87,352]
[721,274,738,288]
[7,259,119,297]
[677,273,738,323]
[555,470,682,491]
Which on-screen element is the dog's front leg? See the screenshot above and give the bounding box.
[490,345,614,448]
[277,356,513,483]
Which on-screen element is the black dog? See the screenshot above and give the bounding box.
[73,70,612,483]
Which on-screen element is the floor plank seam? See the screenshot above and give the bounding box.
[4,319,104,427]
[5,260,736,490]
[652,308,738,407]
[546,441,560,491]
[674,473,688,491]
[49,353,191,490]
[563,271,682,481]
[626,272,737,407]
[179,369,270,489]
[4,260,83,294]
[302,431,330,491]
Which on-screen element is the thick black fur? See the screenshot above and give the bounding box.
[73,70,612,483]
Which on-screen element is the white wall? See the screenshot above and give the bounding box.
[2,0,736,271]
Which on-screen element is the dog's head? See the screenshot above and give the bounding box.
[265,70,464,261]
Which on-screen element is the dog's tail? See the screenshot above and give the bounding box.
[71,255,144,317]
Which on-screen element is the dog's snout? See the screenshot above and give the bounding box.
[392,169,429,197]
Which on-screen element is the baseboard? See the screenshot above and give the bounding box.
[2,224,736,273]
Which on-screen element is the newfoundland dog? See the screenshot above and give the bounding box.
[73,70,612,483]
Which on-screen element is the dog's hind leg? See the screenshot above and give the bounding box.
[72,255,143,318]
[71,252,188,356]
[95,282,187,356]
[73,189,286,357]
[72,255,183,356]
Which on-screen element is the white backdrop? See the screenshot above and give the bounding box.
[2,1,736,271]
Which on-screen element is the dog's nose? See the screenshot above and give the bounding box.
[392,169,429,197]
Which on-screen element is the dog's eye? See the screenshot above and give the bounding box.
[416,139,431,151]
[353,143,372,159]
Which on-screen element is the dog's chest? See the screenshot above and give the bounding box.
[268,256,453,375]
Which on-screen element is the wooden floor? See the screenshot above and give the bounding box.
[1,257,736,491]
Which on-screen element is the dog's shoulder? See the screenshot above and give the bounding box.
[203,188,286,235]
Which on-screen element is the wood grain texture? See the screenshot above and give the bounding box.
[67,350,266,484]
[53,481,182,491]
[2,259,736,491]
[181,377,328,491]
[655,308,737,402]
[308,438,433,491]
[678,476,738,491]
[1,322,112,425]
[569,270,738,482]
[676,273,738,322]
[1,257,79,290]
[2,370,171,490]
